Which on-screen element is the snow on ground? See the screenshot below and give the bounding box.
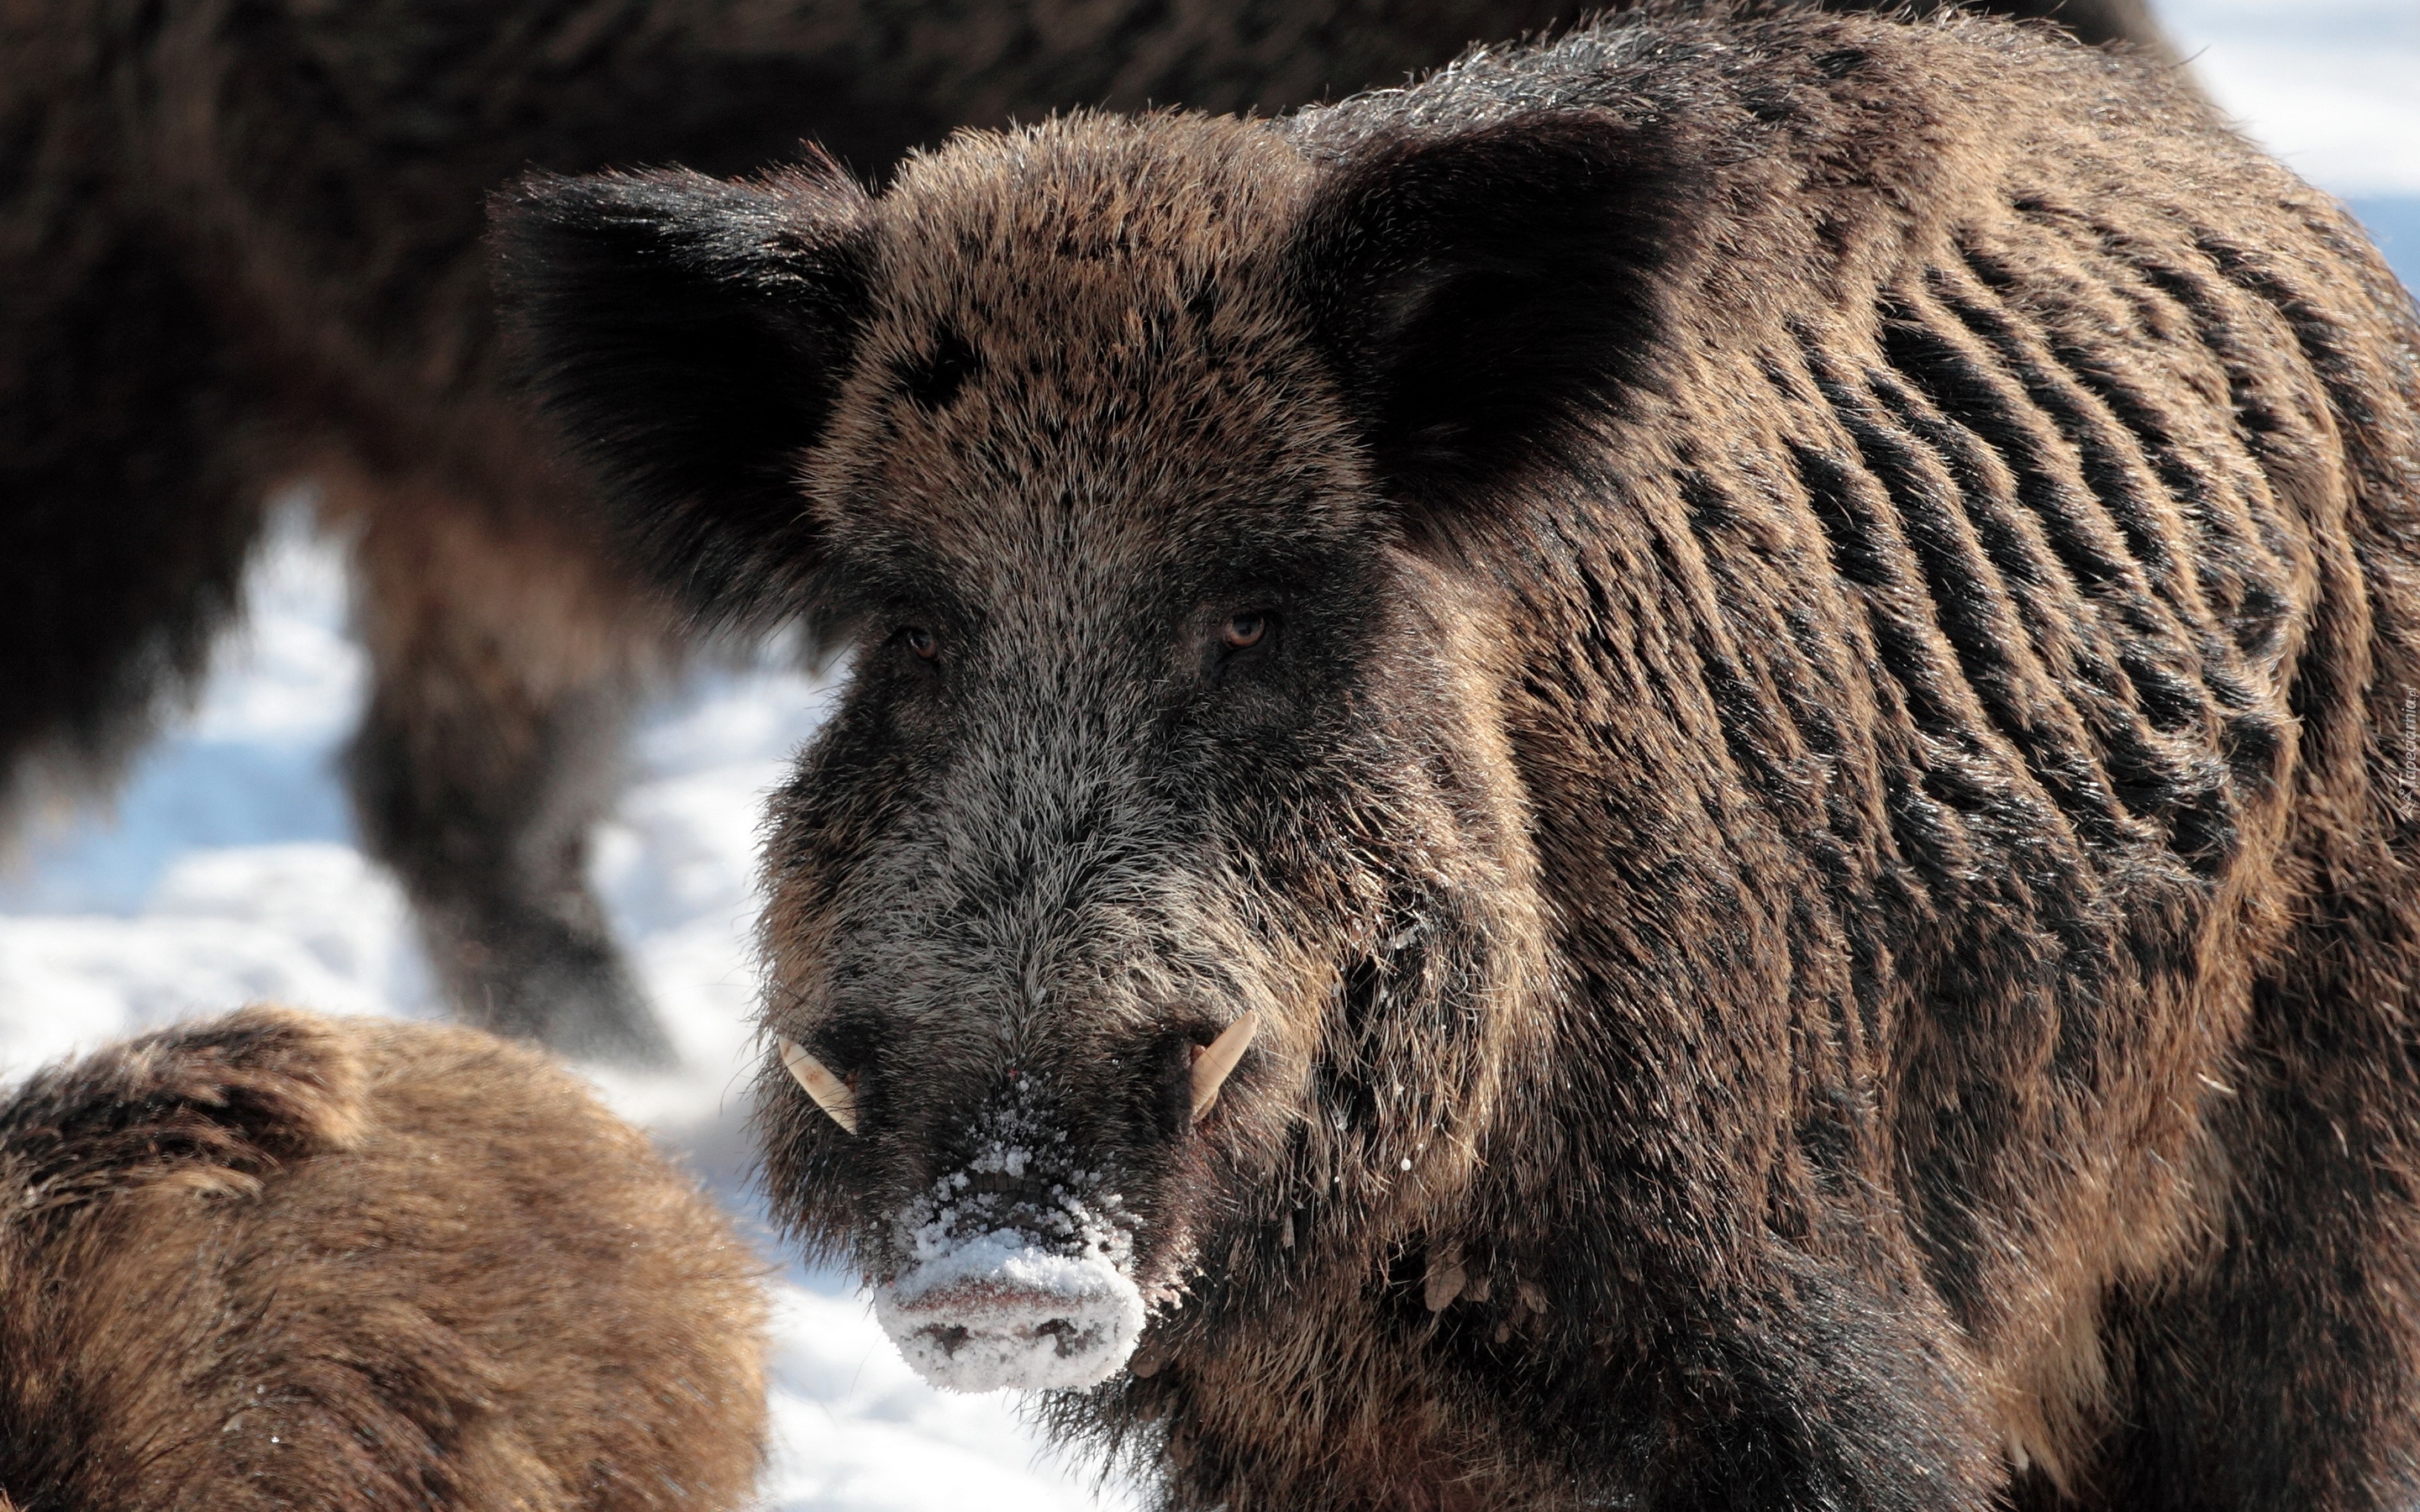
[0,7,2409,1505]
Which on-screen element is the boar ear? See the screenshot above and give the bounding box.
[492,158,872,620]
[1289,113,1687,522]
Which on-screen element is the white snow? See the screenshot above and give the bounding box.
[0,11,2407,1503]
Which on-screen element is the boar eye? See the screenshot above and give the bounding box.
[900,626,939,661]
[1221,612,1270,652]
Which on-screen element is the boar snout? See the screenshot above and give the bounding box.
[876,1231,1145,1392]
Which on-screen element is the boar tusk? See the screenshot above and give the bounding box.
[1188,1011,1261,1122]
[780,1038,858,1134]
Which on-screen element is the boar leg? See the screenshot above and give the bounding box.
[0,227,266,832]
[339,475,677,1066]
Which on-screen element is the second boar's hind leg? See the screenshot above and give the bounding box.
[339,475,679,1067]
[0,226,267,836]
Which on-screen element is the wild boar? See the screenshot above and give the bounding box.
[495,3,2420,1507]
[493,4,2420,1508]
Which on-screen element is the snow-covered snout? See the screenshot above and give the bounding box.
[875,1145,1148,1393]
[782,1020,1256,1390]
[878,1235,1143,1394]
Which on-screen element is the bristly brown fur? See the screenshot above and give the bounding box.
[500,3,2420,1506]
[0,0,2178,1066]
[0,1008,769,1509]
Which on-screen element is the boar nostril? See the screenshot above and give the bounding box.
[1034,1317,1080,1356]
[1187,1011,1262,1121]
[959,1172,1053,1203]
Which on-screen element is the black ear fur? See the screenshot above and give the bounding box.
[491,156,871,620]
[1289,113,1691,518]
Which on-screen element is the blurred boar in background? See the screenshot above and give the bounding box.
[497,4,2417,1509]
[0,0,2177,1064]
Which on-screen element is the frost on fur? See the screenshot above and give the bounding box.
[877,1100,1149,1393]
[877,1231,1147,1392]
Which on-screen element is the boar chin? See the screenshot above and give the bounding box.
[876,1231,1147,1391]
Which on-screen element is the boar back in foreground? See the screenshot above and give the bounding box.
[0,1009,768,1509]
[497,7,2420,1509]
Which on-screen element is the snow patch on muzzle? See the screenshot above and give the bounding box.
[876,1231,1145,1392]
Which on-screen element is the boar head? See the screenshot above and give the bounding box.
[495,108,1673,1393]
